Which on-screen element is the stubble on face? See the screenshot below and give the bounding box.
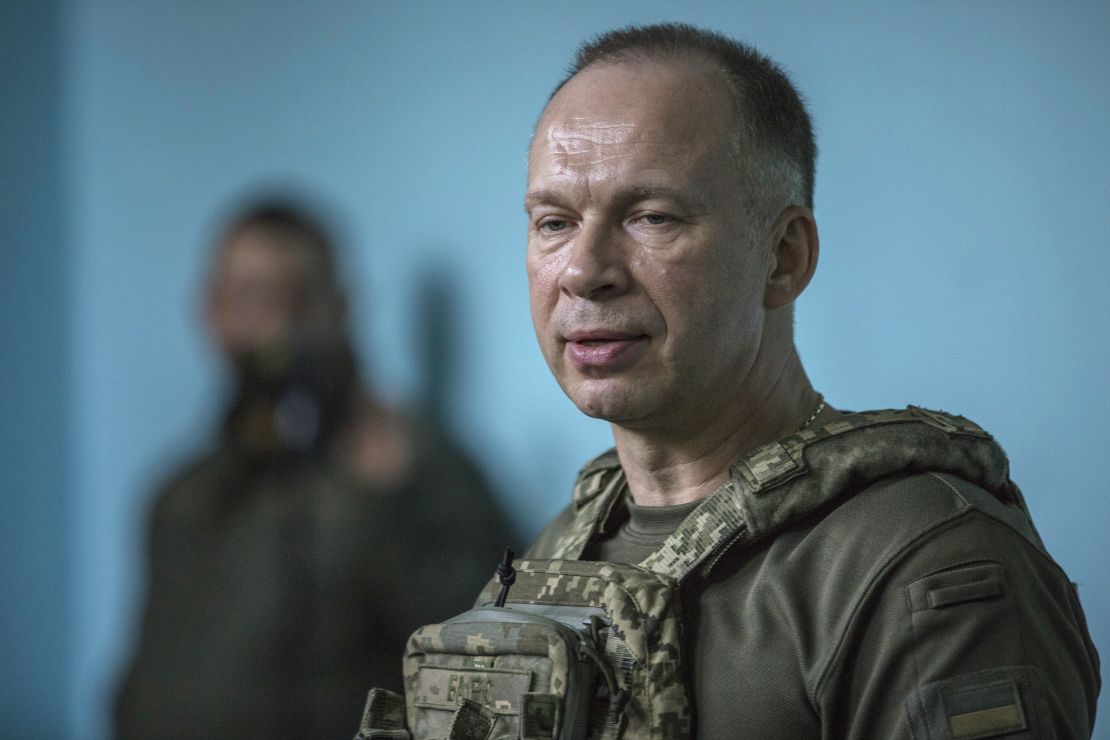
[525,58,772,437]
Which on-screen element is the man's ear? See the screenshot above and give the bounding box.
[763,206,819,310]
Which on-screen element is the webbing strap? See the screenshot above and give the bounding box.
[636,479,749,581]
[639,407,1001,581]
[545,407,1007,582]
[549,466,625,561]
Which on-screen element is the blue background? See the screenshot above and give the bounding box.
[3,1,1107,737]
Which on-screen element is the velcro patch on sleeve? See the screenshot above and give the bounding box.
[906,666,1047,739]
[943,679,1026,738]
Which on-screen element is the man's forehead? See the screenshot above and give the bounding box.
[530,60,733,161]
[531,117,686,172]
[545,119,640,149]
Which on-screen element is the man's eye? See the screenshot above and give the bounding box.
[640,213,672,226]
[540,219,569,233]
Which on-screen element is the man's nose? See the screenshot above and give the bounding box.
[558,222,630,300]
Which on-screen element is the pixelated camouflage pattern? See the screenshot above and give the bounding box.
[384,407,1024,739]
[412,666,532,712]
[474,559,691,738]
[403,616,571,738]
[538,407,1022,583]
[548,461,625,561]
[640,407,1024,580]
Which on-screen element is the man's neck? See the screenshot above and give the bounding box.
[612,347,819,507]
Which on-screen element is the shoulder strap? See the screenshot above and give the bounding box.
[546,449,626,560]
[638,407,1023,581]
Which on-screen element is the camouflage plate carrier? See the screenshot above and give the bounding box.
[354,407,1032,740]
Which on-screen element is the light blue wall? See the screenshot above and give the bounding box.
[4,1,1107,737]
[0,0,71,736]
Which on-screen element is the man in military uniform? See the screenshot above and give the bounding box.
[115,202,514,739]
[521,24,1099,737]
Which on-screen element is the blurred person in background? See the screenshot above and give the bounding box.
[114,200,515,739]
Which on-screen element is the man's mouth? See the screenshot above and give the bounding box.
[565,329,643,343]
[563,331,647,369]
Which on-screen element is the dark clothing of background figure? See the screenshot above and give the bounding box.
[115,423,513,740]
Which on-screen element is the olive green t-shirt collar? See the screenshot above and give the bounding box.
[624,495,703,539]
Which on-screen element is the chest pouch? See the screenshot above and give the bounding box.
[355,558,691,740]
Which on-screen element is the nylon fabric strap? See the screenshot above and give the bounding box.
[549,464,625,561]
[639,407,995,581]
[636,479,749,581]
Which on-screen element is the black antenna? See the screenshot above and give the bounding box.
[494,547,516,607]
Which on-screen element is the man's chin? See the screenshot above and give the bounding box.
[574,402,620,422]
[568,385,646,424]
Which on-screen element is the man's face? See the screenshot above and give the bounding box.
[206,228,305,358]
[525,59,772,434]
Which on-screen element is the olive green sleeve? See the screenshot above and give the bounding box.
[817,481,1100,738]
